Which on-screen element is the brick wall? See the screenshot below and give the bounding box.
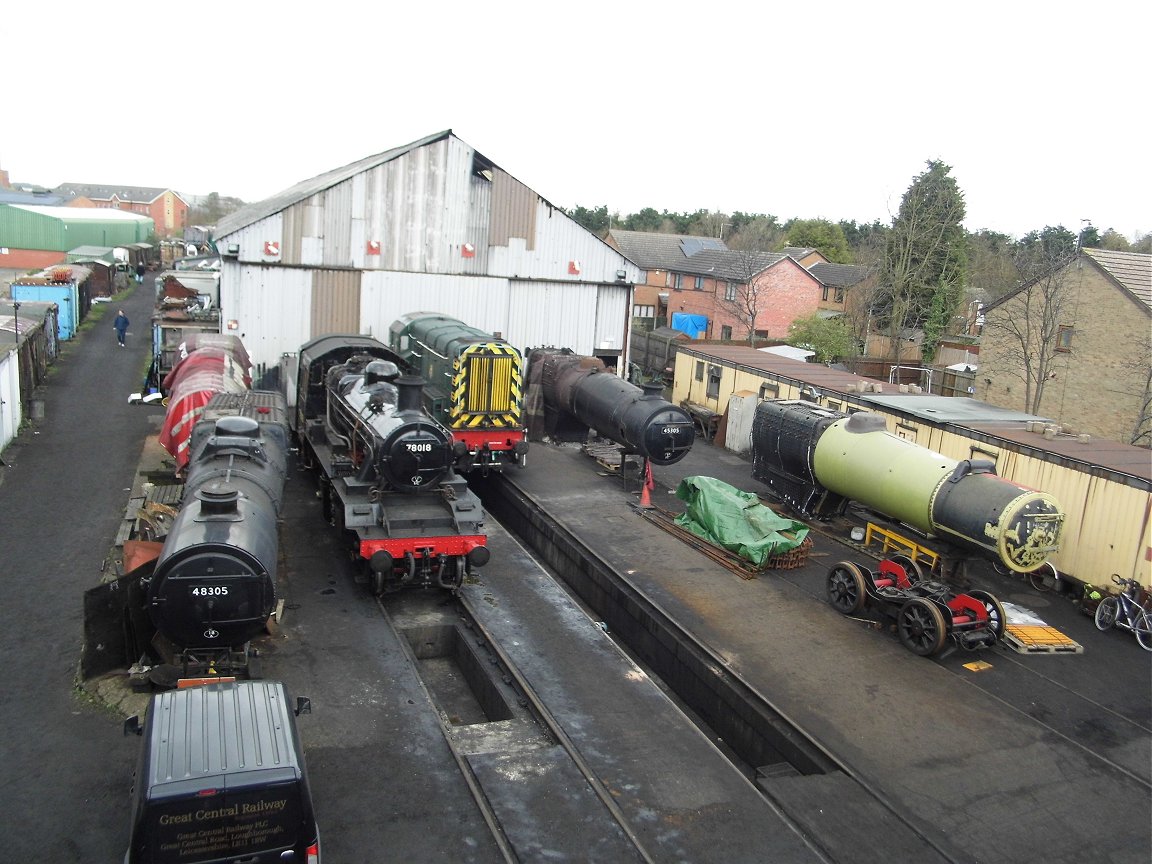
[978,259,1150,443]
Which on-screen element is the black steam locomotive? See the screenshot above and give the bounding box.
[143,390,290,676]
[751,399,1066,574]
[290,335,489,593]
[525,347,696,466]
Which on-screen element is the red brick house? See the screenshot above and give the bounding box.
[55,183,188,238]
[608,230,823,342]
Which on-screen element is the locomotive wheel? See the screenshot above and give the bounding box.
[1094,596,1119,631]
[1026,562,1058,593]
[968,590,1006,639]
[897,598,948,656]
[827,562,867,615]
[889,554,924,584]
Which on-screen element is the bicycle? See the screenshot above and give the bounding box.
[992,559,1062,592]
[1093,574,1152,651]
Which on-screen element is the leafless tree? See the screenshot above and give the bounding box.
[715,250,779,346]
[1125,349,1152,446]
[981,264,1075,414]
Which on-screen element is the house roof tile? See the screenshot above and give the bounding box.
[1083,248,1151,309]
[808,262,874,287]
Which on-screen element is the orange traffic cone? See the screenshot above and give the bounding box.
[639,461,654,509]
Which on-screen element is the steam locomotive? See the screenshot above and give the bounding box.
[290,335,489,593]
[143,390,290,675]
[751,399,1065,574]
[525,347,697,466]
[389,312,529,473]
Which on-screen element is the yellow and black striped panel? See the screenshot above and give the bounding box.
[450,343,523,429]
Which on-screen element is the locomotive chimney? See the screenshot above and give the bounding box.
[196,481,241,515]
[639,382,664,399]
[214,415,260,439]
[394,375,425,414]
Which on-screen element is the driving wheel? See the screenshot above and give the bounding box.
[827,562,867,615]
[897,598,948,656]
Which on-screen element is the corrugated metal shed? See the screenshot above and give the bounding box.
[215,130,641,375]
[0,204,153,251]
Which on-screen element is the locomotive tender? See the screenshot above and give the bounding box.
[389,312,529,473]
[291,335,489,593]
[751,399,1065,574]
[145,391,290,671]
[526,347,697,466]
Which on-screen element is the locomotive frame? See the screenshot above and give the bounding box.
[751,399,1066,579]
[389,312,529,474]
[291,335,490,594]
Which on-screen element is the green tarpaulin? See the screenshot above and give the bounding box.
[674,476,810,568]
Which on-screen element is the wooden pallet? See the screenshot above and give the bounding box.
[1003,624,1083,654]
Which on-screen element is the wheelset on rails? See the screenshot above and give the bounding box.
[827,556,1006,658]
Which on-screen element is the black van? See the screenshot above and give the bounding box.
[124,680,319,863]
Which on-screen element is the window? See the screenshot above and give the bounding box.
[720,325,732,340]
[706,365,722,399]
[724,282,737,302]
[674,274,683,291]
[633,304,655,318]
[665,271,673,288]
[834,287,845,304]
[695,360,704,382]
[822,285,830,302]
[1056,325,1074,352]
[694,276,704,290]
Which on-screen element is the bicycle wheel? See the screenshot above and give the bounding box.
[1133,611,1152,651]
[1027,562,1058,593]
[1094,596,1119,631]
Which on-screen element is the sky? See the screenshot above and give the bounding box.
[3,1,1148,241]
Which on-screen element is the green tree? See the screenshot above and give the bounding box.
[788,313,856,363]
[566,204,612,236]
[623,208,666,232]
[1099,228,1134,251]
[782,218,852,263]
[877,160,968,362]
[726,215,784,252]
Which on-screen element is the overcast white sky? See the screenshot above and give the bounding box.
[4,1,1148,240]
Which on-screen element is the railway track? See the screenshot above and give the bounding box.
[378,588,656,863]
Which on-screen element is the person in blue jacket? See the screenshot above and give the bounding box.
[113,310,129,347]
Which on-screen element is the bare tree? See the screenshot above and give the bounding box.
[981,261,1075,414]
[715,250,780,346]
[1125,348,1152,446]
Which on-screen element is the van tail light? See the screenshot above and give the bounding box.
[307,841,319,863]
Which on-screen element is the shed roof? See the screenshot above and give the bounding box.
[215,130,454,238]
[4,203,152,224]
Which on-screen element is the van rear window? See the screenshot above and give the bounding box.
[146,783,301,862]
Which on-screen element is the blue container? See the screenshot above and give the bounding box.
[11,282,79,340]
